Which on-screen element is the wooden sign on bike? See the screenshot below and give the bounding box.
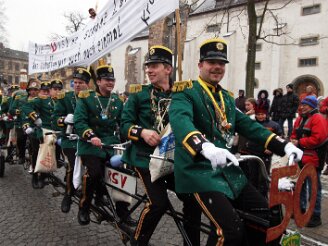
[266,164,318,243]
[105,167,137,195]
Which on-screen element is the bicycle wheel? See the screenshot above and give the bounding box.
[0,155,5,177]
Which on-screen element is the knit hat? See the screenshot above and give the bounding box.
[286,83,293,89]
[301,95,317,109]
[255,104,268,114]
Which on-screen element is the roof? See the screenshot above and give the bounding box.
[191,0,250,15]
[0,47,28,61]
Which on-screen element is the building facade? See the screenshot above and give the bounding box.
[109,0,327,99]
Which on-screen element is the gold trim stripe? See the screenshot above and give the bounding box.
[194,193,224,246]
[127,125,139,141]
[264,133,276,149]
[182,131,202,156]
[134,168,152,240]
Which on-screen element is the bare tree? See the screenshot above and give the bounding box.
[49,11,87,41]
[0,0,8,45]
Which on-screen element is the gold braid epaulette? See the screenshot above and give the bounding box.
[129,84,143,94]
[78,90,91,98]
[172,80,193,92]
[57,91,66,99]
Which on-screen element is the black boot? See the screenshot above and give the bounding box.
[78,207,90,225]
[61,194,72,213]
[32,173,39,189]
[306,213,322,227]
[116,201,137,227]
[78,174,93,225]
[38,173,45,189]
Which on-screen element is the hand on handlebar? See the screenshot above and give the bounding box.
[34,118,42,127]
[64,114,74,124]
[25,127,34,135]
[201,142,239,170]
[90,137,102,147]
[140,129,161,147]
[284,142,303,162]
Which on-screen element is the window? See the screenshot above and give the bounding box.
[255,62,261,70]
[299,58,317,67]
[8,61,13,70]
[206,24,221,33]
[15,63,20,71]
[15,76,19,83]
[256,15,263,24]
[256,43,262,51]
[215,0,225,8]
[300,36,319,46]
[0,61,4,69]
[302,4,320,16]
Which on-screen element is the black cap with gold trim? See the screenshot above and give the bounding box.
[145,45,173,66]
[27,79,41,90]
[73,68,91,83]
[8,84,20,91]
[96,65,115,80]
[199,38,229,63]
[40,81,51,90]
[50,79,63,89]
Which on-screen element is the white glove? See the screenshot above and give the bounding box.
[201,142,239,170]
[3,116,8,121]
[278,177,294,191]
[284,142,303,162]
[34,118,42,127]
[25,127,34,135]
[68,134,78,140]
[64,114,74,124]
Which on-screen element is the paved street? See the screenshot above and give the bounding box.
[1,158,328,246]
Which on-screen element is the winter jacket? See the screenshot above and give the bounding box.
[269,88,283,121]
[281,91,299,118]
[290,110,328,168]
[257,90,270,111]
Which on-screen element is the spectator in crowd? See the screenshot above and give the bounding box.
[298,85,317,115]
[290,95,328,227]
[245,98,257,120]
[257,89,270,112]
[280,83,299,139]
[319,95,328,175]
[235,89,246,113]
[240,103,282,197]
[269,88,284,124]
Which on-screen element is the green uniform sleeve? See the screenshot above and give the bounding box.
[74,98,95,140]
[52,96,67,131]
[120,93,143,141]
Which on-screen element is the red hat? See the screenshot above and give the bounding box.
[255,104,268,114]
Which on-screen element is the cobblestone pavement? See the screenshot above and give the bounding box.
[1,157,327,246]
[0,163,208,246]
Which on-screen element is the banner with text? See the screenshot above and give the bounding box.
[28,0,179,74]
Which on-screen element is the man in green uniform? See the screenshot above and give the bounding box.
[53,68,90,213]
[169,38,304,246]
[1,84,19,161]
[74,63,134,226]
[9,85,29,164]
[22,81,54,188]
[20,79,40,173]
[121,46,201,246]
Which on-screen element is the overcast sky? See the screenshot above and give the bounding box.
[3,0,106,51]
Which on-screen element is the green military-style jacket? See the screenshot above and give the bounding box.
[121,84,171,168]
[21,95,55,130]
[9,90,28,129]
[1,96,15,129]
[169,79,278,199]
[53,91,77,149]
[74,90,122,159]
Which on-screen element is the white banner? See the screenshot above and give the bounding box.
[28,0,179,75]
